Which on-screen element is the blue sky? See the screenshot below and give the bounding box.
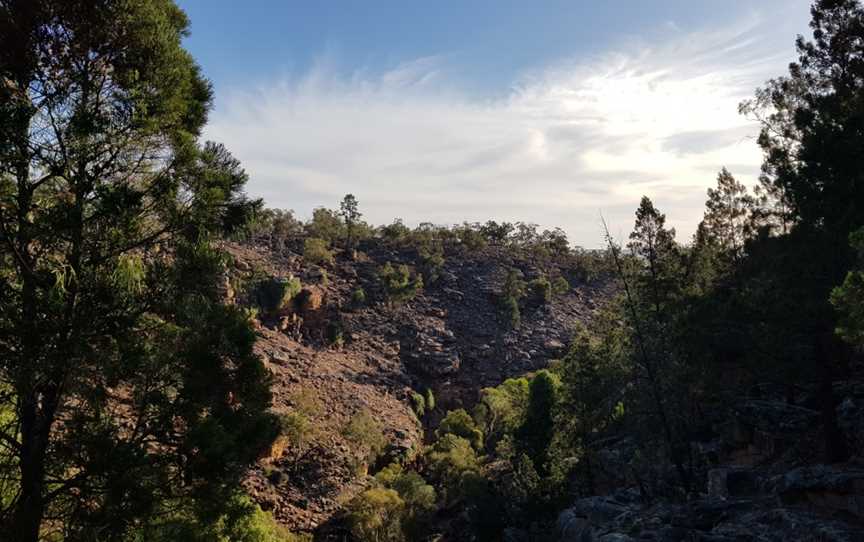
[177,0,813,247]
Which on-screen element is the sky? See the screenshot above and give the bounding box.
[177,0,813,248]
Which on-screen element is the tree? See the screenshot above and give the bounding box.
[831,228,864,347]
[739,0,864,463]
[515,371,559,475]
[339,194,362,251]
[627,196,681,319]
[744,0,864,240]
[306,207,344,243]
[700,168,755,264]
[345,487,405,542]
[0,2,278,539]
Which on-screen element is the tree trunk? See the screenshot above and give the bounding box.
[9,400,47,542]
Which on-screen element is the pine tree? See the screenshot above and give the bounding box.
[0,2,278,539]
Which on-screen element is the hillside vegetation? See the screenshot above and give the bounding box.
[2,1,864,541]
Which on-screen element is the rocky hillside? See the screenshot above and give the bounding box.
[555,376,864,541]
[220,237,612,532]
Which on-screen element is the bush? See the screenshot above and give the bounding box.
[351,287,367,307]
[419,248,445,285]
[345,487,405,542]
[500,268,525,328]
[343,410,389,474]
[306,207,344,243]
[426,434,480,503]
[253,276,302,313]
[378,262,423,304]
[437,409,483,450]
[528,277,552,304]
[374,464,437,539]
[424,388,436,412]
[410,392,426,418]
[502,295,520,329]
[303,237,334,265]
[129,492,310,542]
[552,276,570,295]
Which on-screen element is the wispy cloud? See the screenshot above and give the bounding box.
[205,12,805,247]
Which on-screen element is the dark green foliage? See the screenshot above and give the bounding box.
[380,219,411,244]
[351,287,367,307]
[371,464,437,540]
[514,370,560,474]
[528,276,552,304]
[831,228,864,347]
[340,194,362,250]
[0,2,278,539]
[437,409,484,450]
[419,246,446,285]
[378,262,423,305]
[500,268,526,328]
[252,276,302,314]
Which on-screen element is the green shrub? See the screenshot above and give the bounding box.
[378,262,422,304]
[502,295,520,329]
[306,207,344,243]
[345,487,405,542]
[253,276,302,313]
[426,434,480,503]
[303,237,334,265]
[351,287,367,306]
[343,410,389,474]
[129,492,309,542]
[437,409,484,450]
[373,464,437,539]
[424,388,436,412]
[552,276,570,295]
[528,276,552,304]
[500,268,525,328]
[410,392,426,418]
[419,247,445,285]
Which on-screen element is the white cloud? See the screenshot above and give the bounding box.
[205,11,807,247]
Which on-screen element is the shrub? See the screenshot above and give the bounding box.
[253,276,302,313]
[424,388,436,412]
[502,295,520,329]
[345,487,405,542]
[426,434,480,503]
[374,464,437,539]
[419,248,445,285]
[306,207,344,243]
[129,492,309,542]
[500,268,525,328]
[303,237,334,265]
[380,219,411,245]
[343,410,389,474]
[437,409,483,450]
[351,287,367,307]
[528,276,552,304]
[410,392,426,418]
[378,262,422,304]
[552,276,570,295]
